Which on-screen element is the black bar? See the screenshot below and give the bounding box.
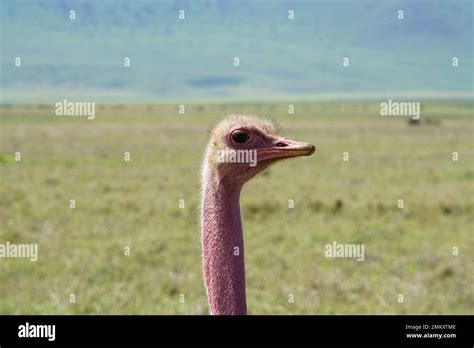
[0,315,472,346]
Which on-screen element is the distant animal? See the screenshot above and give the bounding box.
[200,115,315,315]
[407,117,441,126]
[407,118,421,126]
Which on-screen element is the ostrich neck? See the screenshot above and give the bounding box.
[201,168,247,315]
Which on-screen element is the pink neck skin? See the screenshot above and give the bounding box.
[201,168,247,315]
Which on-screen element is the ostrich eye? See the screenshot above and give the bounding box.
[231,130,250,144]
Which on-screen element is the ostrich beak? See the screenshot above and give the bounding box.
[276,138,316,157]
[258,138,316,162]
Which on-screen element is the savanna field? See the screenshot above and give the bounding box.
[0,102,472,314]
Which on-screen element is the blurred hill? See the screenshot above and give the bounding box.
[0,0,472,102]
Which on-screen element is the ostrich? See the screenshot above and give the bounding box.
[200,115,315,315]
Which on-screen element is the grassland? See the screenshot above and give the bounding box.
[0,102,472,314]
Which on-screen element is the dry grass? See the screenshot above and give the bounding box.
[0,102,472,314]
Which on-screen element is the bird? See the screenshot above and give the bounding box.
[200,114,316,315]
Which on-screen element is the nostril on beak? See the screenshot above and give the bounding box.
[276,142,288,147]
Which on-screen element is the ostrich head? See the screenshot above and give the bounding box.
[204,114,316,187]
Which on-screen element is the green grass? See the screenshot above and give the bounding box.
[0,102,473,314]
